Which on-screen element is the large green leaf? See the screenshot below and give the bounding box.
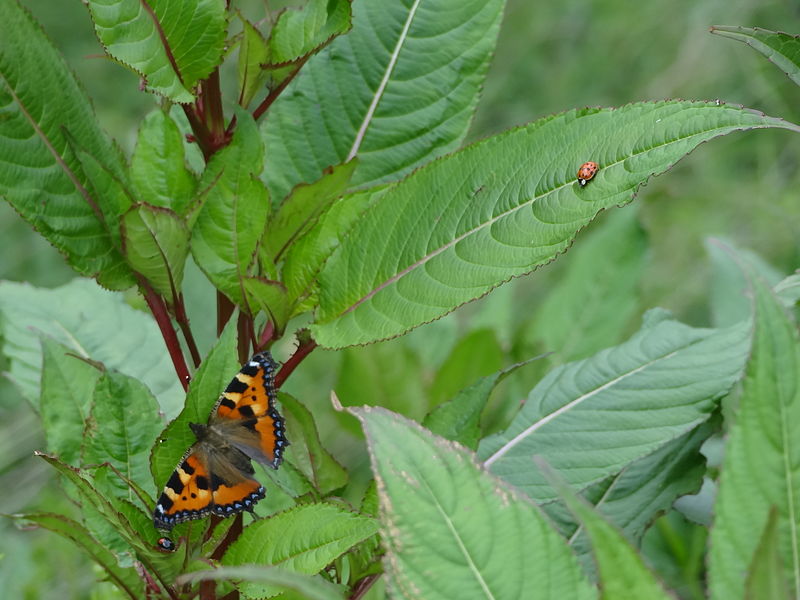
[0,0,133,289]
[121,203,190,303]
[709,271,800,600]
[191,111,270,306]
[130,110,197,214]
[311,101,798,348]
[542,461,674,600]
[355,406,595,600]
[478,309,750,503]
[545,422,712,568]
[83,370,163,500]
[261,0,505,200]
[223,503,378,598]
[39,339,101,466]
[10,513,142,599]
[237,17,270,108]
[710,26,800,87]
[528,209,647,362]
[0,279,182,414]
[150,321,239,489]
[745,509,792,600]
[86,0,227,102]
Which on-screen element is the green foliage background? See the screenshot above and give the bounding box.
[1,0,798,597]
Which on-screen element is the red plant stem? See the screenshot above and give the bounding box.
[349,574,380,600]
[182,104,214,161]
[138,277,190,391]
[203,70,226,146]
[173,293,202,368]
[236,312,253,364]
[274,338,317,389]
[216,292,235,336]
[252,57,309,122]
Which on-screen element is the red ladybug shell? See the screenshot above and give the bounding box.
[577,161,599,187]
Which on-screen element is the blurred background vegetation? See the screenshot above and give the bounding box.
[1,0,798,597]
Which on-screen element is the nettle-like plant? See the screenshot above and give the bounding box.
[2,0,800,597]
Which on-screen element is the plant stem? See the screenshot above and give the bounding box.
[252,57,310,122]
[182,104,214,161]
[274,335,317,389]
[349,574,380,600]
[237,312,254,363]
[174,293,202,368]
[217,292,235,336]
[138,277,190,391]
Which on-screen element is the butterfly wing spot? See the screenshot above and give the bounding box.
[153,451,214,530]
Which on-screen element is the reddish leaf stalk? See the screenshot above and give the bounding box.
[203,70,226,144]
[349,574,380,600]
[173,293,202,368]
[138,277,190,391]
[236,312,254,364]
[252,57,310,122]
[216,292,235,336]
[275,337,318,389]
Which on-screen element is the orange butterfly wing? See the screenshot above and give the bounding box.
[212,352,288,468]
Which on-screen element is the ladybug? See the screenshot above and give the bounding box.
[157,537,176,552]
[576,161,599,187]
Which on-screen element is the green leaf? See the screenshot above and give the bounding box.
[86,0,227,102]
[266,0,352,67]
[0,279,183,414]
[745,509,791,600]
[427,329,503,408]
[83,371,163,500]
[121,203,190,303]
[9,512,142,599]
[282,184,388,310]
[424,359,550,451]
[237,17,270,108]
[243,277,290,333]
[706,238,783,328]
[546,422,713,567]
[710,26,800,87]
[150,321,238,489]
[131,110,197,214]
[355,406,595,600]
[541,460,674,600]
[709,270,800,600]
[267,161,357,263]
[223,503,378,598]
[311,101,798,348]
[775,274,800,308]
[178,565,345,600]
[529,209,647,362]
[279,394,348,495]
[0,0,133,289]
[478,309,750,503]
[35,453,159,562]
[191,111,270,306]
[262,0,505,200]
[40,339,101,466]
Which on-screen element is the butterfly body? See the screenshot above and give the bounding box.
[153,352,287,532]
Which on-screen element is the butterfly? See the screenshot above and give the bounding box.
[153,351,288,545]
